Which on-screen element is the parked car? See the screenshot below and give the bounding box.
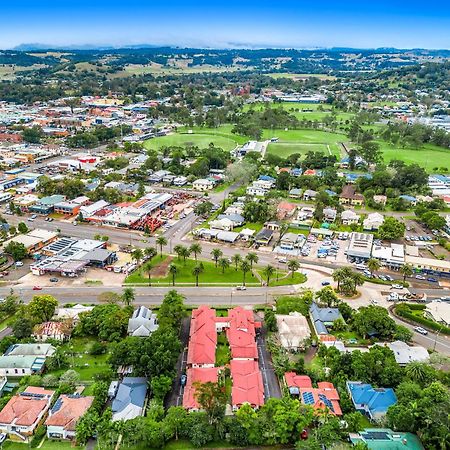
[321,281,330,286]
[49,277,59,283]
[32,286,42,290]
[278,258,287,264]
[31,214,37,219]
[415,275,426,280]
[427,277,438,283]
[180,374,187,387]
[414,326,428,335]
[391,284,404,290]
[0,433,7,444]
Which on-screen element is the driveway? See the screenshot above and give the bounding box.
[257,326,282,400]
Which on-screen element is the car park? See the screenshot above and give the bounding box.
[414,327,428,335]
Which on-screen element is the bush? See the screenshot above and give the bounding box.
[395,305,450,335]
[89,341,107,355]
[30,424,46,448]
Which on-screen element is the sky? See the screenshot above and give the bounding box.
[3,0,450,50]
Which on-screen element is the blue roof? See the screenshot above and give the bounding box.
[399,195,417,202]
[291,168,303,176]
[112,377,148,414]
[259,175,276,182]
[325,189,337,196]
[347,382,397,415]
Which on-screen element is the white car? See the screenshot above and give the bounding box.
[414,326,428,335]
[15,261,24,267]
[236,285,247,291]
[391,284,404,290]
[415,275,426,280]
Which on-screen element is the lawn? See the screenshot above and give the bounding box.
[233,222,264,233]
[125,257,260,286]
[47,337,110,382]
[258,270,307,287]
[377,140,450,172]
[144,132,238,152]
[216,333,231,366]
[4,440,84,450]
[127,440,232,450]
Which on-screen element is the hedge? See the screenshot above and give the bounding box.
[395,306,450,335]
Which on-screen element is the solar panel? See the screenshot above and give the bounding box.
[302,392,315,405]
[318,393,335,412]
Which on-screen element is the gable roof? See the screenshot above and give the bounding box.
[187,306,217,366]
[182,367,219,410]
[112,377,147,421]
[347,381,397,416]
[230,360,264,408]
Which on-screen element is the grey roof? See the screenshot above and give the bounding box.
[127,306,159,337]
[82,248,114,263]
[4,343,55,357]
[217,213,245,223]
[310,302,342,323]
[112,377,147,414]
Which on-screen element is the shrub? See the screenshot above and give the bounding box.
[30,424,46,448]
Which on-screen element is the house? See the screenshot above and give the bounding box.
[187,306,217,368]
[277,202,297,220]
[46,394,94,440]
[0,387,55,441]
[303,189,318,201]
[193,179,215,191]
[173,176,188,186]
[183,367,220,411]
[323,207,337,223]
[230,360,264,410]
[255,228,273,246]
[217,213,245,227]
[349,428,424,450]
[276,312,311,351]
[226,307,259,360]
[339,185,364,206]
[297,206,315,221]
[53,304,94,322]
[111,377,148,421]
[246,184,268,197]
[347,381,397,421]
[347,232,374,260]
[363,212,384,231]
[385,341,429,366]
[127,306,158,337]
[310,302,342,335]
[279,233,303,251]
[210,217,237,231]
[373,195,387,206]
[425,301,450,327]
[289,188,302,199]
[399,195,417,206]
[341,210,360,225]
[32,321,71,342]
[285,373,342,416]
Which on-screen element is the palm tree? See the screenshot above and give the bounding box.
[156,236,167,258]
[332,267,353,292]
[241,260,251,286]
[169,264,178,286]
[174,244,184,260]
[246,252,259,270]
[287,260,300,278]
[400,264,414,282]
[122,287,135,306]
[367,258,381,277]
[352,271,365,293]
[211,249,223,267]
[131,248,143,267]
[218,257,230,274]
[405,362,427,384]
[179,246,191,264]
[262,265,275,286]
[189,243,202,261]
[192,263,204,287]
[231,254,242,271]
[144,247,157,261]
[143,261,153,286]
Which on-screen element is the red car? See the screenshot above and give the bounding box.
[32,286,42,291]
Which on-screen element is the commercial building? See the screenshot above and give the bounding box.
[349,428,424,450]
[425,301,450,327]
[347,232,374,260]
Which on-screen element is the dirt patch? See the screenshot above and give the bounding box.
[152,256,173,277]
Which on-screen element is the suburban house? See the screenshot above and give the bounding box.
[230,359,264,410]
[289,188,302,199]
[254,228,274,246]
[0,387,55,442]
[385,341,429,366]
[297,206,315,221]
[46,394,94,440]
[399,195,417,206]
[32,321,71,342]
[0,344,55,377]
[111,377,148,421]
[303,189,318,201]
[53,304,94,322]
[279,232,304,251]
[347,381,397,421]
[323,207,337,223]
[363,212,385,231]
[183,367,220,411]
[276,312,311,351]
[341,210,360,225]
[284,373,342,415]
[226,307,260,360]
[193,179,215,191]
[127,306,158,337]
[339,185,364,206]
[187,306,217,368]
[372,195,387,206]
[277,201,297,220]
[309,302,343,335]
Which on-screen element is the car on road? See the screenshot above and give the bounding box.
[415,275,426,280]
[27,217,34,222]
[32,286,42,290]
[278,258,288,263]
[427,277,438,283]
[236,285,246,290]
[31,214,37,219]
[180,374,187,387]
[15,261,24,267]
[414,326,428,335]
[321,281,330,286]
[391,284,404,289]
[439,296,450,302]
[49,277,59,283]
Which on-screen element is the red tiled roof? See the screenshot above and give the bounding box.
[319,335,337,342]
[45,395,94,431]
[187,306,217,366]
[284,372,313,389]
[227,307,258,359]
[0,387,54,427]
[230,360,264,408]
[182,367,219,410]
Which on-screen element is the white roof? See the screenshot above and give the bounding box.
[386,341,429,365]
[426,301,450,326]
[276,312,311,349]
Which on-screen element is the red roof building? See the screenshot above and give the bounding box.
[182,367,220,411]
[187,306,217,367]
[230,360,264,410]
[226,307,260,360]
[284,373,342,415]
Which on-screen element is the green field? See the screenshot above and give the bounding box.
[377,140,450,172]
[4,440,84,450]
[144,133,239,152]
[266,73,337,80]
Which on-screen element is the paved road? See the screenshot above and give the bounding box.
[257,327,282,399]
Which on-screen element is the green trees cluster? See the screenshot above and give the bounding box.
[332,267,365,296]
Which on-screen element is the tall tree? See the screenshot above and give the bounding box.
[156,236,167,258]
[241,260,251,286]
[192,263,204,287]
[189,243,202,261]
[211,248,223,267]
[262,264,275,286]
[169,264,178,286]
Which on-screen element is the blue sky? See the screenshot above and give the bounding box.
[3,0,450,49]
